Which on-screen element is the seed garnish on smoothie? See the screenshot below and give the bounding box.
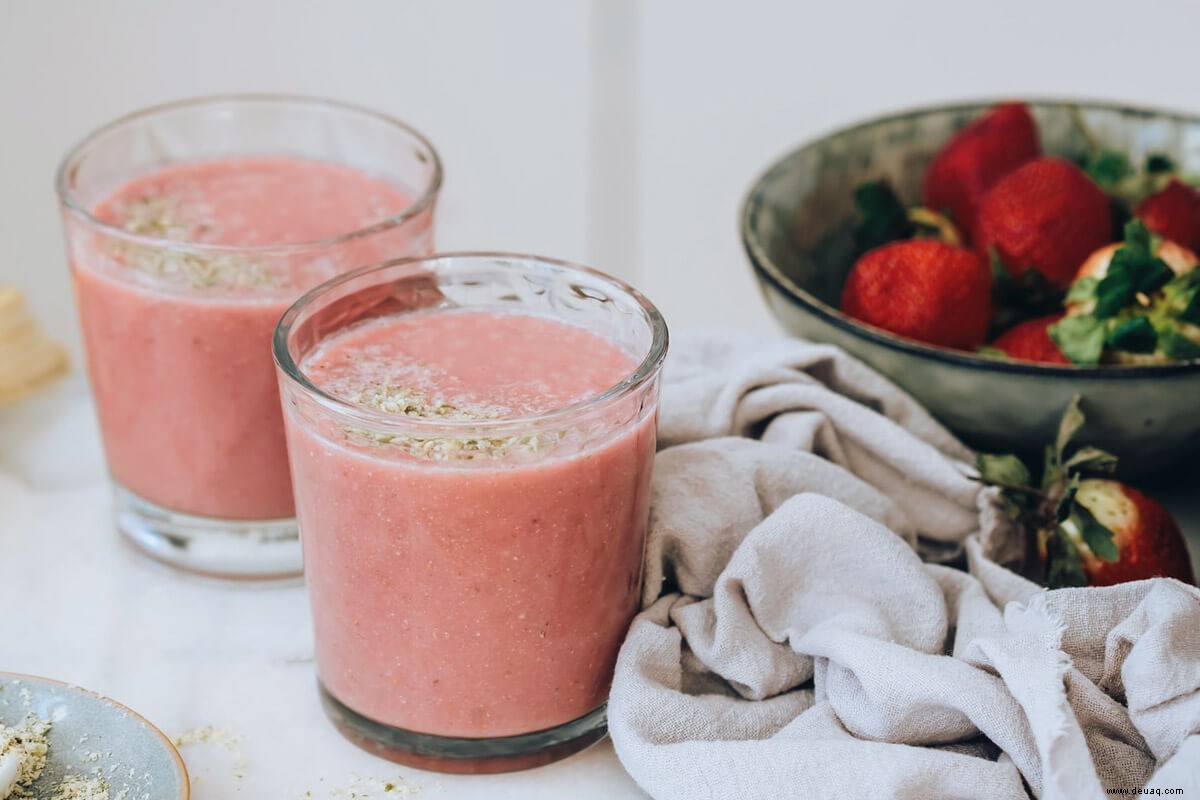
[303,309,630,461]
[112,192,276,291]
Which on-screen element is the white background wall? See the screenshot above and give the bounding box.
[5,0,1200,355]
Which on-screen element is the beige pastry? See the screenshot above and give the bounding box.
[0,287,69,407]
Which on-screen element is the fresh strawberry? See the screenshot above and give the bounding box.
[1051,221,1200,365]
[1135,179,1200,251]
[1071,238,1196,289]
[1066,479,1195,586]
[841,239,991,349]
[991,314,1069,364]
[975,157,1113,289]
[977,397,1195,588]
[922,103,1040,242]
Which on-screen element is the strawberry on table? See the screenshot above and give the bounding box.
[990,313,1069,364]
[841,239,992,349]
[975,157,1113,289]
[1068,479,1195,586]
[922,103,1040,243]
[976,397,1195,588]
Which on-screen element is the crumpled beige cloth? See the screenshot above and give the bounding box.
[608,332,1200,800]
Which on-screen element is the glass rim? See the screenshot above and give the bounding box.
[273,251,670,433]
[54,93,444,256]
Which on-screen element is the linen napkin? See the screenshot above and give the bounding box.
[608,332,1200,800]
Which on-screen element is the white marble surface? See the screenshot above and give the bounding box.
[0,375,650,800]
[5,370,1200,799]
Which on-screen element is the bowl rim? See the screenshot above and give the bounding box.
[0,671,191,799]
[740,95,1200,380]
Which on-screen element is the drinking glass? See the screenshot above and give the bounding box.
[274,253,668,772]
[56,95,442,580]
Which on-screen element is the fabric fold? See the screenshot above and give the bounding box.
[608,332,1200,800]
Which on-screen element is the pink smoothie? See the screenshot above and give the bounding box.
[286,309,657,737]
[72,157,426,519]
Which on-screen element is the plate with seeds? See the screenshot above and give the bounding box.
[0,673,188,800]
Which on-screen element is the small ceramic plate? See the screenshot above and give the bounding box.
[0,672,189,799]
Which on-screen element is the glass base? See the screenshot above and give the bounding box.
[113,485,302,581]
[319,682,608,774]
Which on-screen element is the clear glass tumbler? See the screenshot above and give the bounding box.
[56,95,441,580]
[274,253,668,772]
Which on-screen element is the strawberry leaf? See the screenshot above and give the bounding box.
[1106,316,1158,353]
[1083,150,1133,190]
[1066,276,1099,304]
[1134,261,1174,294]
[988,249,1008,283]
[1045,527,1088,589]
[1094,221,1174,318]
[989,249,1068,333]
[1070,502,1120,563]
[976,453,1032,488]
[1094,274,1135,319]
[1163,270,1200,324]
[1055,476,1080,522]
[1145,153,1177,174]
[1157,325,1200,361]
[1055,395,1086,467]
[1179,288,1200,326]
[854,181,914,252]
[1041,445,1061,491]
[1049,315,1106,365]
[1063,446,1119,475]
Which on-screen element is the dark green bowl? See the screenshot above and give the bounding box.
[741,99,1200,474]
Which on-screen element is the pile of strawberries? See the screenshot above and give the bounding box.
[841,102,1200,365]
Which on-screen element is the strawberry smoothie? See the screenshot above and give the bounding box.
[283,308,659,741]
[71,157,428,520]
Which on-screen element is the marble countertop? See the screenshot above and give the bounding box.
[0,375,650,799]
[4,375,1198,800]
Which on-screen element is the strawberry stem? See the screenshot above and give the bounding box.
[968,475,1048,498]
[907,207,963,247]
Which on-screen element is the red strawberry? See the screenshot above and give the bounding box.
[991,314,1069,364]
[922,103,1040,243]
[1135,179,1200,251]
[975,157,1114,289]
[1065,480,1196,586]
[841,239,991,349]
[977,397,1196,589]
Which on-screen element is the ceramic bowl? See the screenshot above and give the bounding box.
[741,98,1200,474]
[0,673,189,799]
